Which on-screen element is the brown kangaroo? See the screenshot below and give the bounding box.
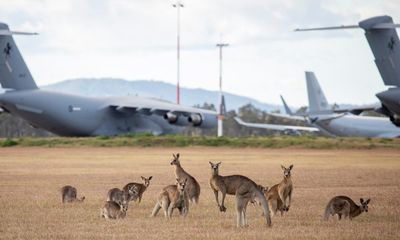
[151,178,189,219]
[123,176,153,203]
[170,153,201,204]
[107,185,138,206]
[101,201,129,219]
[265,165,293,216]
[324,196,370,220]
[209,162,272,228]
[61,185,85,203]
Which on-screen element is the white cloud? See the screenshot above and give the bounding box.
[0,0,399,107]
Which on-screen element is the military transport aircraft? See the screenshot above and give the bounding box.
[235,71,400,138]
[295,15,400,127]
[0,23,217,136]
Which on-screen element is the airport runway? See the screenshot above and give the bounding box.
[0,147,399,239]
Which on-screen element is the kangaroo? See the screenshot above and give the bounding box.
[107,185,138,206]
[324,196,370,220]
[61,185,85,203]
[209,162,272,228]
[265,165,293,216]
[151,178,189,219]
[101,201,129,219]
[123,176,153,203]
[170,153,201,204]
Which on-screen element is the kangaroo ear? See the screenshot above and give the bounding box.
[289,165,293,170]
[217,162,221,165]
[209,161,213,166]
[281,165,286,170]
[141,176,145,180]
[365,199,370,204]
[360,198,364,203]
[148,176,153,180]
[172,153,176,158]
[184,178,188,183]
[176,153,180,158]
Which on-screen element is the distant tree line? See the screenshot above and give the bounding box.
[0,102,383,138]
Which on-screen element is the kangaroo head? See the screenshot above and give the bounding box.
[141,176,153,187]
[170,153,181,166]
[209,161,221,175]
[281,164,293,178]
[176,178,187,193]
[360,198,371,212]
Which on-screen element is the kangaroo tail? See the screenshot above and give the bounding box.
[151,202,161,217]
[255,189,272,227]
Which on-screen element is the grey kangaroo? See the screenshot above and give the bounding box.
[265,164,293,216]
[61,185,85,203]
[123,176,153,203]
[209,161,272,228]
[151,178,189,219]
[107,185,138,206]
[324,196,370,220]
[101,201,129,219]
[170,153,201,204]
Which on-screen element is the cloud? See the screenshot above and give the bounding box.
[0,0,398,106]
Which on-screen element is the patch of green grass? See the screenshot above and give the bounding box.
[1,135,400,149]
[0,138,18,147]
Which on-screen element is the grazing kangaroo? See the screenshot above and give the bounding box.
[170,153,201,204]
[265,165,293,216]
[61,185,85,203]
[107,185,138,206]
[324,196,370,220]
[123,176,153,203]
[209,162,272,227]
[101,201,128,219]
[151,178,189,219]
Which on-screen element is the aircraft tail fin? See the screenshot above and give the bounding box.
[296,15,400,87]
[280,95,293,115]
[305,71,330,113]
[0,23,38,90]
[359,16,400,87]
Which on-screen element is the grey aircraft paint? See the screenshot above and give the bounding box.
[296,15,400,127]
[0,23,217,136]
[236,71,400,138]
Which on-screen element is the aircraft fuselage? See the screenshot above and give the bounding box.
[0,89,182,136]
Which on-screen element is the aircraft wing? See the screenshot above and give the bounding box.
[234,117,319,132]
[106,96,218,128]
[267,112,307,121]
[333,104,379,115]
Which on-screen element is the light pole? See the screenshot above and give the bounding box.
[173,0,184,105]
[216,43,229,137]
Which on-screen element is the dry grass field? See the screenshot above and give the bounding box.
[0,147,399,239]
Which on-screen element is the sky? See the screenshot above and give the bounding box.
[1,0,400,107]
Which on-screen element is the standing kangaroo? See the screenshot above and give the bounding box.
[101,201,129,219]
[209,162,272,228]
[265,165,293,216]
[324,196,370,220]
[170,153,201,204]
[123,176,153,203]
[107,185,138,206]
[151,178,189,219]
[61,185,85,203]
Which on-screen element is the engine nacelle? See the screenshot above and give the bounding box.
[163,112,190,126]
[188,113,217,128]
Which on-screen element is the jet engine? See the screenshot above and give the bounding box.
[188,113,217,128]
[163,112,190,126]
